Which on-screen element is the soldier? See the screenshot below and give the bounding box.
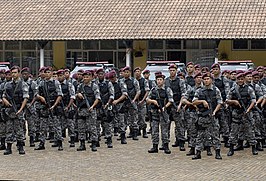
[122,66,140,140]
[57,69,76,147]
[192,72,223,160]
[35,67,63,151]
[226,73,258,156]
[95,68,114,148]
[185,62,195,87]
[0,69,6,84]
[257,66,266,85]
[134,67,150,138]
[211,63,230,147]
[21,67,38,147]
[76,70,100,152]
[147,73,173,154]
[2,66,29,155]
[194,64,201,74]
[165,64,187,151]
[109,70,128,144]
[201,67,209,74]
[182,72,203,156]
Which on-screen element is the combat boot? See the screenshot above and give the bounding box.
[4,143,12,155]
[77,140,86,151]
[127,128,133,138]
[256,140,264,151]
[69,136,75,147]
[147,128,151,134]
[262,139,266,148]
[252,145,258,155]
[91,141,97,152]
[74,131,79,142]
[234,140,244,151]
[120,133,127,144]
[87,133,92,143]
[34,133,40,142]
[18,141,25,155]
[35,141,45,150]
[132,130,139,140]
[172,137,179,147]
[223,137,230,148]
[142,128,148,138]
[243,141,250,148]
[51,140,59,147]
[107,137,113,148]
[0,137,6,150]
[113,127,118,136]
[186,147,195,156]
[227,144,234,156]
[148,144,158,153]
[215,149,222,159]
[159,144,165,150]
[49,132,55,143]
[179,140,186,151]
[192,150,201,160]
[164,143,171,154]
[29,136,35,147]
[206,146,213,156]
[58,140,63,151]
[46,132,53,140]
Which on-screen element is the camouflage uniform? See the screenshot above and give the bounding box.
[76,81,101,150]
[37,78,63,147]
[193,85,222,152]
[0,80,9,149]
[165,76,187,146]
[147,84,174,152]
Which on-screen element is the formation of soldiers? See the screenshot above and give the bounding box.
[0,62,265,160]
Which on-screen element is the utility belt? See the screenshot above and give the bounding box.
[198,109,211,117]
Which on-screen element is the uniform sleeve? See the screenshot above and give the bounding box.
[183,87,192,100]
[166,87,174,103]
[147,88,153,100]
[134,79,141,94]
[223,77,231,96]
[215,87,223,104]
[31,80,39,97]
[76,84,81,94]
[55,80,63,96]
[108,81,115,100]
[179,79,187,97]
[226,87,234,101]
[248,86,257,103]
[255,84,263,99]
[120,81,128,96]
[69,82,76,99]
[93,83,101,100]
[192,89,200,102]
[22,81,30,99]
[261,83,266,98]
[144,79,150,91]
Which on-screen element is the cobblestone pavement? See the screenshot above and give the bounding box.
[0,123,265,181]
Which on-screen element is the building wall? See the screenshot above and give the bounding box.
[219,40,266,66]
[53,41,66,69]
[133,40,147,70]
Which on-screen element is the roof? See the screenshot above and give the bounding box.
[0,0,266,40]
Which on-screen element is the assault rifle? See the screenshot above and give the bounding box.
[126,89,138,110]
[235,86,252,120]
[155,89,167,123]
[81,85,91,109]
[43,81,55,119]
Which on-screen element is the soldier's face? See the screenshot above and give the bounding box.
[186,65,194,73]
[169,68,177,77]
[45,71,52,79]
[0,73,5,79]
[143,73,150,79]
[195,68,201,74]
[53,74,58,80]
[83,74,93,83]
[156,78,164,86]
[212,68,220,75]
[230,73,237,80]
[203,77,212,86]
[6,73,12,81]
[22,72,29,80]
[134,70,141,77]
[245,74,252,83]
[64,71,70,78]
[237,77,245,85]
[194,76,202,84]
[119,71,124,78]
[123,70,131,78]
[11,68,20,79]
[253,75,260,84]
[258,69,263,77]
[97,72,104,80]
[58,74,65,82]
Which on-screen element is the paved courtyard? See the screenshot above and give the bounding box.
[0,125,265,181]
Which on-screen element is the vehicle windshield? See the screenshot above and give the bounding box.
[220,65,249,71]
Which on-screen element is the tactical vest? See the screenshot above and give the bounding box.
[150,87,168,109]
[113,81,123,100]
[61,81,70,106]
[186,76,195,87]
[124,78,136,99]
[26,80,34,102]
[231,85,251,106]
[197,88,217,112]
[165,77,181,103]
[39,80,57,103]
[248,84,260,100]
[6,81,23,106]
[148,79,153,89]
[138,77,146,100]
[79,84,95,108]
[98,80,110,105]
[214,76,226,101]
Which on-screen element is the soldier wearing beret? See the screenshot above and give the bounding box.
[147,74,174,154]
[185,62,195,87]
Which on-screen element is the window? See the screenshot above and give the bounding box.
[251,40,266,49]
[5,41,20,50]
[118,40,133,49]
[233,40,248,49]
[67,41,81,49]
[166,40,181,49]
[0,52,3,62]
[184,40,199,49]
[148,51,165,60]
[148,40,163,49]
[5,52,20,66]
[88,51,113,63]
[21,41,36,50]
[201,40,217,49]
[100,40,116,50]
[83,40,99,50]
[117,52,126,68]
[0,42,3,50]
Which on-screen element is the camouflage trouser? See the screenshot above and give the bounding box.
[124,104,139,131]
[60,117,75,137]
[171,106,186,141]
[151,110,170,144]
[185,110,197,147]
[0,121,6,138]
[25,104,37,137]
[137,102,147,130]
[113,103,126,133]
[35,102,42,134]
[253,110,263,140]
[97,108,112,139]
[78,108,97,141]
[216,108,230,138]
[5,116,25,144]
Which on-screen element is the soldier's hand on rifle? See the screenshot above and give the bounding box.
[212,111,216,117]
[16,109,23,115]
[73,103,77,109]
[176,104,182,112]
[49,105,55,110]
[64,106,69,112]
[88,106,94,112]
[153,100,159,107]
[103,103,108,110]
[162,107,166,112]
[2,98,12,107]
[203,100,210,109]
[234,100,241,108]
[112,100,118,105]
[39,96,46,105]
[138,100,144,106]
[77,93,84,100]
